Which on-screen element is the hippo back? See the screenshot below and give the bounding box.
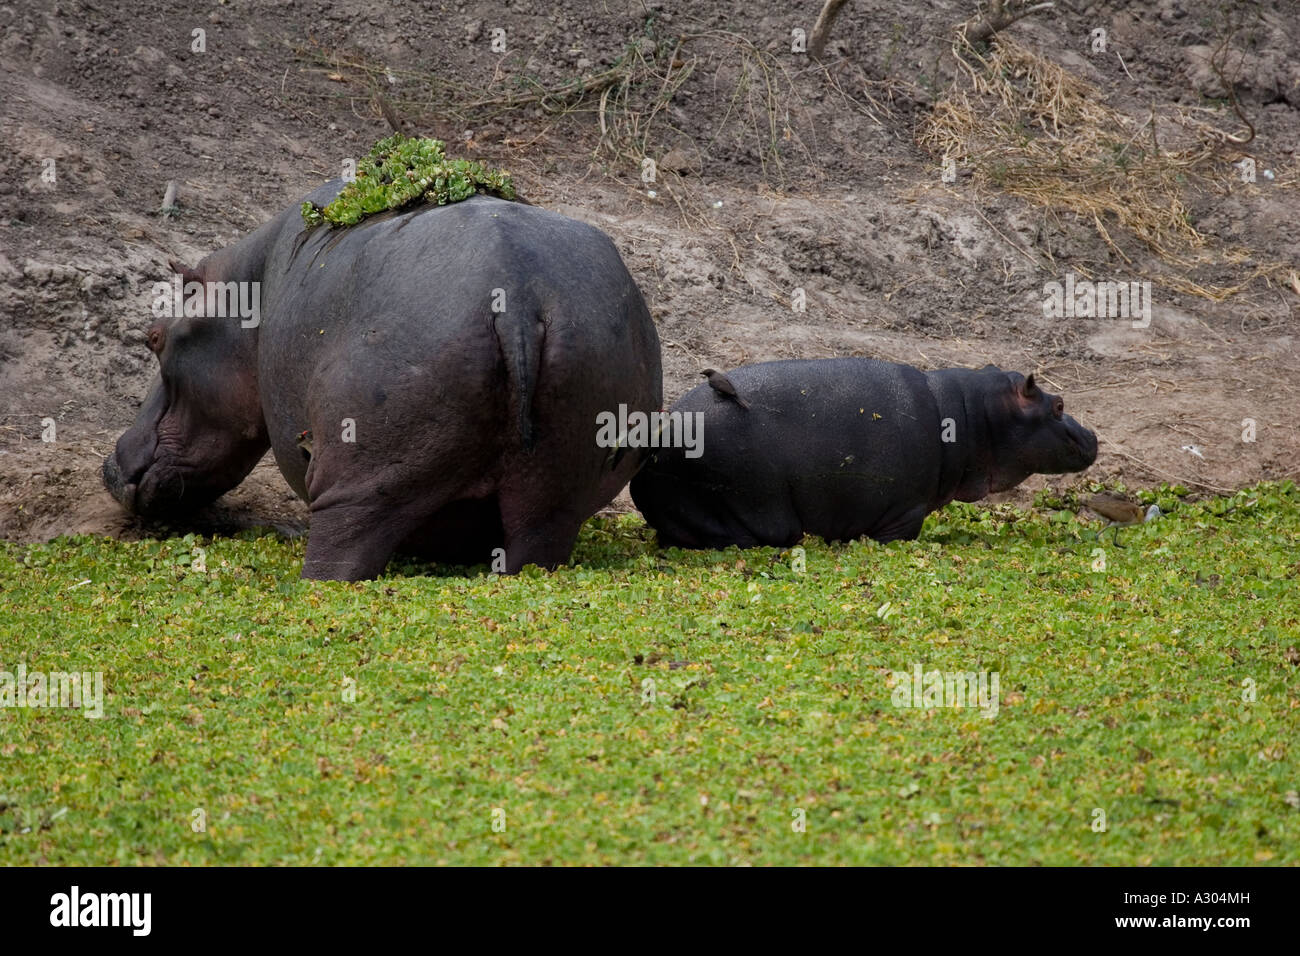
[632,358,945,547]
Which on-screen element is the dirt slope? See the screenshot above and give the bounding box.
[1,0,1296,544]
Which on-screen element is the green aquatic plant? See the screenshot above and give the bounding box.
[301,134,516,228]
[2,481,1298,864]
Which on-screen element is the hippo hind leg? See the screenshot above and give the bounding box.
[498,506,585,572]
[302,499,422,580]
[303,479,490,581]
[401,497,505,566]
[862,505,930,544]
[493,474,588,572]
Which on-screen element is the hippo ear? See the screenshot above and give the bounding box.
[146,320,168,355]
[1021,374,1041,398]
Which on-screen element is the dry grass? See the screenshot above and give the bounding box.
[288,28,814,191]
[919,37,1292,300]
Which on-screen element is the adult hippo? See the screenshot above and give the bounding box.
[103,181,662,579]
[630,359,1096,549]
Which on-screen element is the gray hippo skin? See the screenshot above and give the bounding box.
[103,182,663,579]
[629,359,1097,549]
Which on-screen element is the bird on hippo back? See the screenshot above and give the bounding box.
[701,367,750,409]
[629,358,1099,550]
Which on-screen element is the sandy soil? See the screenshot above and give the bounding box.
[1,0,1296,546]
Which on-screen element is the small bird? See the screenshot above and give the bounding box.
[701,368,750,410]
[296,429,313,460]
[1085,493,1160,547]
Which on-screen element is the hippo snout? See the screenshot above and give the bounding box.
[1063,417,1099,470]
[102,453,138,514]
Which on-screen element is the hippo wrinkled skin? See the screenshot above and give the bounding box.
[104,182,662,579]
[630,358,1098,549]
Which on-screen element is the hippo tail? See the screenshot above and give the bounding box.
[493,310,543,451]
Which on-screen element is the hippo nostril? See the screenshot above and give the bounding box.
[1074,429,1099,465]
[102,455,121,492]
[102,454,140,512]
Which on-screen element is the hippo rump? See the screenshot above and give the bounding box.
[629,358,1097,549]
[103,181,662,579]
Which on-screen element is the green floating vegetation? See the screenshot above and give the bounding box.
[301,134,516,228]
[1,482,1297,864]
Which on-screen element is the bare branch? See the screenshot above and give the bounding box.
[809,0,851,60]
[962,1,1056,46]
[1207,30,1255,146]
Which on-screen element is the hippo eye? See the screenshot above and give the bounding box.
[1053,398,1064,419]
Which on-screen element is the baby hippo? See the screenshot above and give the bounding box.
[630,358,1098,549]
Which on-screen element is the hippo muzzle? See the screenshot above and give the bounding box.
[101,453,138,514]
[1063,416,1100,471]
